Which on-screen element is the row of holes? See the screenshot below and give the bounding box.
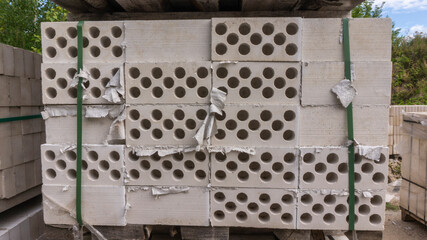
[214,152,296,164]
[216,66,298,80]
[51,35,117,50]
[215,22,299,37]
[45,26,122,40]
[45,150,120,162]
[127,168,207,181]
[45,67,119,80]
[214,169,295,183]
[213,210,293,224]
[214,129,295,141]
[129,67,209,80]
[300,212,382,225]
[215,43,297,56]
[45,168,121,181]
[137,76,206,90]
[216,109,296,122]
[45,45,123,59]
[129,86,209,99]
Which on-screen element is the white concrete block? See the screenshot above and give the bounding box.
[210,188,297,228]
[212,104,299,148]
[41,144,125,186]
[212,62,300,104]
[124,20,211,62]
[212,18,302,61]
[41,21,125,63]
[297,190,385,231]
[126,186,209,226]
[0,44,14,76]
[125,62,211,104]
[24,50,35,79]
[301,62,392,106]
[299,105,388,146]
[126,105,209,146]
[13,48,24,78]
[125,148,209,186]
[302,18,392,62]
[43,185,126,226]
[211,148,298,188]
[42,63,124,104]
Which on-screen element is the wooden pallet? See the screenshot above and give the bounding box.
[401,207,427,227]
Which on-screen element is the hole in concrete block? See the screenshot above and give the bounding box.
[326,172,338,183]
[300,213,312,223]
[315,163,327,173]
[100,36,111,48]
[130,128,141,139]
[197,67,209,78]
[355,154,362,164]
[303,172,315,183]
[87,151,99,161]
[152,128,163,139]
[248,202,259,213]
[262,43,274,55]
[238,43,250,55]
[46,169,57,179]
[109,151,120,161]
[46,47,57,58]
[237,129,248,140]
[260,130,271,140]
[260,171,272,182]
[99,160,110,171]
[239,67,251,79]
[238,171,249,181]
[140,77,152,88]
[151,109,162,120]
[184,77,197,88]
[272,120,283,131]
[263,67,275,79]
[237,152,249,162]
[129,109,140,121]
[282,194,293,205]
[286,23,299,35]
[237,111,249,122]
[215,129,226,140]
[67,27,77,38]
[250,33,262,45]
[359,204,371,215]
[215,23,227,35]
[214,192,226,202]
[141,119,151,130]
[89,68,100,79]
[174,128,185,139]
[335,204,347,215]
[112,46,122,57]
[82,161,88,170]
[285,43,298,56]
[237,193,248,203]
[67,68,77,79]
[369,214,382,224]
[162,160,173,171]
[303,153,315,164]
[215,43,227,55]
[184,160,194,170]
[377,153,386,164]
[66,151,76,161]
[83,80,90,89]
[67,169,76,180]
[91,87,101,98]
[283,172,295,182]
[227,33,239,45]
[281,213,293,223]
[258,193,270,204]
[89,27,100,38]
[197,86,209,98]
[196,170,207,180]
[346,215,359,224]
[45,27,56,39]
[110,169,121,180]
[239,23,251,35]
[46,87,57,99]
[196,109,207,120]
[185,119,196,130]
[129,87,141,98]
[152,87,163,98]
[270,203,281,213]
[173,169,184,179]
[228,77,239,88]
[327,153,339,164]
[274,77,286,89]
[45,68,56,80]
[362,163,374,173]
[163,119,174,130]
[152,67,163,79]
[226,120,237,130]
[338,163,348,173]
[274,33,286,45]
[284,153,295,164]
[152,153,161,161]
[371,195,383,206]
[226,202,237,212]
[248,120,260,130]
[324,195,336,205]
[259,212,270,223]
[128,151,139,161]
[215,170,226,181]
[151,169,161,179]
[236,211,248,222]
[355,172,361,183]
[323,213,335,224]
[250,77,262,89]
[101,78,109,87]
[260,110,272,121]
[272,162,284,173]
[372,172,385,183]
[90,46,100,57]
[129,169,140,180]
[56,160,66,170]
[89,169,99,180]
[129,67,140,79]
[140,160,150,170]
[312,204,324,214]
[216,67,228,78]
[262,87,274,98]
[249,162,261,172]
[83,37,89,48]
[286,67,298,79]
[284,110,296,121]
[111,26,122,38]
[175,86,186,98]
[285,87,297,98]
[262,23,274,35]
[214,210,225,221]
[56,37,67,48]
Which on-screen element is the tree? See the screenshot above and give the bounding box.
[0,0,67,53]
[352,0,384,18]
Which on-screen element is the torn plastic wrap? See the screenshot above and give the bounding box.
[356,145,383,162]
[331,79,357,108]
[103,65,125,103]
[207,146,256,155]
[131,145,199,157]
[151,186,190,197]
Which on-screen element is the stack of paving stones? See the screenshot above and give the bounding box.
[0,43,44,212]
[40,17,392,230]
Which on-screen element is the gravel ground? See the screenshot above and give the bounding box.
[383,210,427,240]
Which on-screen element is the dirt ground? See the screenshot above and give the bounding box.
[383,210,427,240]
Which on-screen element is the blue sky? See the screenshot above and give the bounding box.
[373,0,427,35]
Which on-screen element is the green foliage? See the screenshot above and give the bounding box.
[0,0,67,53]
[352,0,384,18]
[386,202,400,211]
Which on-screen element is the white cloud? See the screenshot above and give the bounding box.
[374,0,427,11]
[408,24,427,35]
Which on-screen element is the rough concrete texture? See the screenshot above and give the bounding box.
[126,186,209,226]
[0,160,41,199]
[210,188,297,228]
[126,105,209,146]
[212,62,300,104]
[125,148,209,186]
[41,144,125,186]
[0,44,15,76]
[42,63,124,104]
[212,104,299,147]
[299,105,389,146]
[297,190,385,230]
[301,61,392,106]
[41,21,125,63]
[42,185,126,226]
[125,20,211,62]
[210,148,298,188]
[302,18,392,62]
[212,18,302,61]
[125,62,211,104]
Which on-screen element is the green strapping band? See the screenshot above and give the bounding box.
[343,18,355,231]
[0,114,42,123]
[76,20,84,227]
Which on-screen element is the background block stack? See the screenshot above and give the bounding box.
[0,43,44,213]
[41,17,392,230]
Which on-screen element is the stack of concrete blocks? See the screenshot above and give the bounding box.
[388,105,427,155]
[40,17,392,231]
[0,43,44,212]
[400,112,427,225]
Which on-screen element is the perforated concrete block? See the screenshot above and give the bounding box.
[126,186,209,226]
[125,20,211,62]
[299,105,388,146]
[212,104,299,147]
[297,190,385,230]
[42,63,124,104]
[301,62,392,106]
[41,21,124,63]
[212,18,302,61]
[42,185,126,226]
[211,148,298,188]
[302,18,392,62]
[125,149,209,186]
[126,105,209,146]
[212,62,300,104]
[210,188,296,229]
[126,62,211,104]
[299,147,388,190]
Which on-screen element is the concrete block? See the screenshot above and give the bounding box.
[34,54,42,80]
[0,167,16,199]
[41,21,125,63]
[41,144,125,186]
[299,105,388,146]
[212,62,300,104]
[0,76,10,106]
[297,190,385,231]
[126,186,209,226]
[302,18,392,62]
[0,44,14,76]
[301,62,392,106]
[22,134,34,163]
[42,63,124,104]
[14,163,26,195]
[210,188,297,228]
[43,185,126,226]
[126,105,209,146]
[20,77,32,106]
[24,50,35,79]
[212,18,302,61]
[13,48,24,78]
[125,148,209,186]
[9,77,21,106]
[212,104,299,148]
[299,147,388,190]
[0,137,13,170]
[125,62,211,104]
[31,78,42,106]
[125,20,211,62]
[211,148,298,189]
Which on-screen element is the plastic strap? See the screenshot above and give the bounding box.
[76,20,84,227]
[0,114,42,123]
